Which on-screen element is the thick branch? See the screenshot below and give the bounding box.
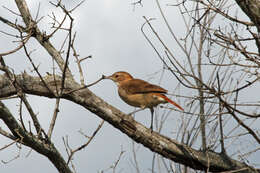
[14,0,73,79]
[0,73,258,173]
[235,0,260,29]
[235,0,260,54]
[0,101,72,173]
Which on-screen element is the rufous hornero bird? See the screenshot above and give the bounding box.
[105,71,184,131]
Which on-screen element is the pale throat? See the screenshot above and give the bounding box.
[115,79,130,86]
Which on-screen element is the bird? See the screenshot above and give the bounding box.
[105,71,184,131]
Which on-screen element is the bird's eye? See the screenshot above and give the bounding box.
[115,75,119,78]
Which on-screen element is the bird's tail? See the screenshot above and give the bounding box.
[158,94,184,111]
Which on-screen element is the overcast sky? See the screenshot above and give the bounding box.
[0,0,259,172]
[0,0,187,172]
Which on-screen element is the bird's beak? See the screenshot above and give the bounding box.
[103,75,112,80]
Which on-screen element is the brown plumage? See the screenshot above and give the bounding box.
[105,71,184,130]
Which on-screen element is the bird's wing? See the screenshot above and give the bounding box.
[121,79,167,94]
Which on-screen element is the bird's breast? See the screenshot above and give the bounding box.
[118,88,145,108]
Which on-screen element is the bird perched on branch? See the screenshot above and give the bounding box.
[105,71,184,131]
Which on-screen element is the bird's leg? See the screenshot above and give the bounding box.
[128,107,145,115]
[150,108,154,131]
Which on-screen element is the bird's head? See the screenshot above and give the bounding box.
[105,71,133,85]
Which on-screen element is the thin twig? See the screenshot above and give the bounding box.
[217,73,225,153]
[18,98,26,131]
[47,98,61,138]
[60,9,74,95]
[0,141,17,151]
[64,75,105,95]
[67,120,104,164]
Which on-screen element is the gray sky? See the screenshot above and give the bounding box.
[0,0,185,172]
[0,0,259,172]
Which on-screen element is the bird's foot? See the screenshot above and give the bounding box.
[149,125,153,133]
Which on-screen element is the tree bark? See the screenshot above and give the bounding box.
[0,101,72,173]
[235,0,260,29]
[235,0,260,54]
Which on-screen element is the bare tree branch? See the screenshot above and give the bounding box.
[0,101,72,173]
[14,0,73,79]
[0,73,258,172]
